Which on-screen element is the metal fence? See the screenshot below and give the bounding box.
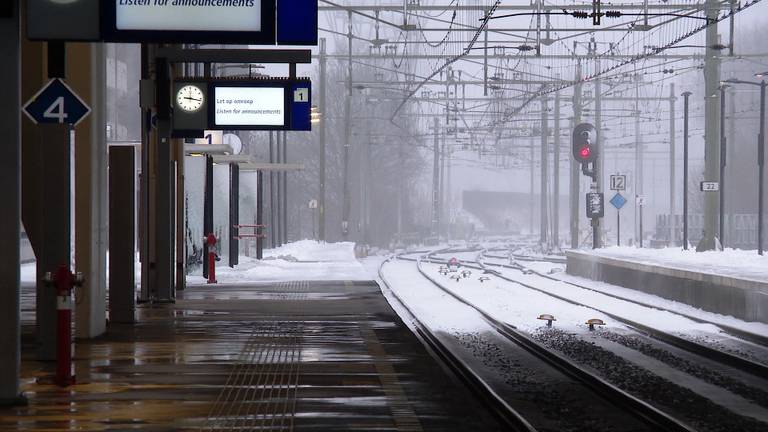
[655,214,760,249]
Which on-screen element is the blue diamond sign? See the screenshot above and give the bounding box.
[610,192,627,210]
[23,79,91,126]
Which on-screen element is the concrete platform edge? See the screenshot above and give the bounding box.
[566,251,768,323]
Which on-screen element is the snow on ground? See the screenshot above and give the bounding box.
[361,255,387,278]
[21,241,377,285]
[482,251,768,336]
[188,240,373,284]
[483,263,726,335]
[519,260,565,275]
[583,246,768,282]
[551,270,768,335]
[380,259,492,333]
[432,250,482,263]
[420,261,622,334]
[480,253,768,335]
[264,240,357,262]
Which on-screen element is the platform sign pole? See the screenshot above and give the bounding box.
[229,164,239,268]
[640,205,644,248]
[683,92,692,250]
[636,195,646,248]
[203,154,213,279]
[610,194,627,247]
[153,56,174,302]
[22,41,89,360]
[610,177,627,247]
[37,124,72,361]
[256,171,264,260]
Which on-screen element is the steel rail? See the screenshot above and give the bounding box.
[397,249,696,432]
[378,254,538,432]
[481,250,768,348]
[431,250,768,380]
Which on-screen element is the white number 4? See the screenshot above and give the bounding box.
[43,97,69,123]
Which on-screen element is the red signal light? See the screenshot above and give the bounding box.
[579,145,591,160]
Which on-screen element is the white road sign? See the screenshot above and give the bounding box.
[116,1,264,33]
[700,181,720,192]
[610,174,627,191]
[214,86,285,127]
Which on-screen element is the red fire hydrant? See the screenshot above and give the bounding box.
[44,265,84,387]
[206,233,218,284]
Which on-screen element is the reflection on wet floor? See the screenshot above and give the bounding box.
[1,280,506,431]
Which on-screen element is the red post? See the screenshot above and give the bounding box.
[47,265,83,387]
[207,233,218,284]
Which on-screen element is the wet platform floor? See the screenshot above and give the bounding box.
[1,280,506,431]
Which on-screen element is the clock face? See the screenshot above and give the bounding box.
[176,85,205,113]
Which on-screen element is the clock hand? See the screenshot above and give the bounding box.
[184,96,202,102]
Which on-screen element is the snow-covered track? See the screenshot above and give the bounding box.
[389,249,695,432]
[378,255,538,432]
[470,250,768,380]
[485,251,567,265]
[486,250,768,349]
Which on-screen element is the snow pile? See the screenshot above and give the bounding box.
[21,241,374,285]
[584,246,768,282]
[264,240,357,262]
[188,240,372,284]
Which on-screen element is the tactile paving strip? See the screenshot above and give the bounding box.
[264,282,310,301]
[202,321,303,432]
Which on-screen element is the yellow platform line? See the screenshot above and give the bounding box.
[361,324,424,432]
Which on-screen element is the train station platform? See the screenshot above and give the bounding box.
[566,247,768,324]
[1,280,506,431]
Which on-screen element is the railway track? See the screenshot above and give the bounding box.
[378,255,537,432]
[383,250,696,432]
[419,247,768,379]
[468,250,768,380]
[481,250,768,349]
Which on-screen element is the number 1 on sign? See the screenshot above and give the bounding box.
[43,97,69,123]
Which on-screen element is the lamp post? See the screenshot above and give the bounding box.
[723,74,767,254]
[682,91,692,250]
[718,84,729,248]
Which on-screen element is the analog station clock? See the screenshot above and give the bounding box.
[176,84,205,113]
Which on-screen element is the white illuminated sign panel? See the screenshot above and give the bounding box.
[214,87,285,127]
[115,0,263,32]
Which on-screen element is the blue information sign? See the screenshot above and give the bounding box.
[207,79,312,132]
[277,0,318,45]
[23,79,91,126]
[610,192,627,210]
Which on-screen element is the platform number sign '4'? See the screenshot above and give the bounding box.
[23,79,91,127]
[44,97,68,123]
